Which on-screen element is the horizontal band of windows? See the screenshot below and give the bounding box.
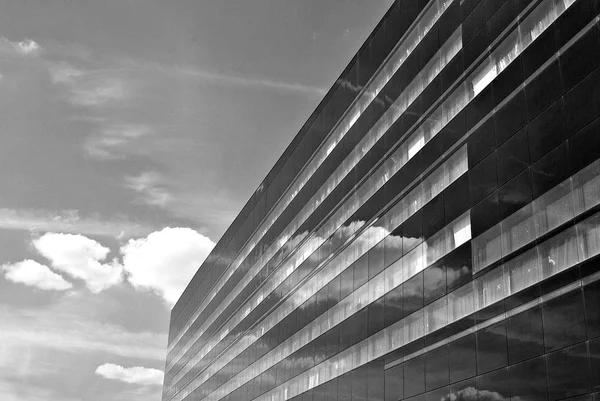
[247,206,600,401]
[168,0,454,354]
[168,145,468,401]
[166,19,463,388]
[169,0,569,389]
[201,150,600,401]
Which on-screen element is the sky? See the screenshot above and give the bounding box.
[0,1,395,400]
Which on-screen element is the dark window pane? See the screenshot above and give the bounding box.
[339,373,352,401]
[368,359,385,401]
[446,242,473,291]
[494,90,527,146]
[531,142,571,199]
[385,285,404,326]
[469,152,498,205]
[508,356,548,401]
[368,297,385,336]
[564,65,600,135]
[569,116,600,175]
[352,366,368,401]
[354,254,369,291]
[559,23,600,90]
[584,281,600,339]
[478,368,511,401]
[497,127,530,186]
[526,60,563,121]
[497,168,532,220]
[542,289,587,352]
[425,386,449,401]
[370,240,386,280]
[403,273,424,317]
[447,378,476,401]
[449,333,477,382]
[422,194,445,239]
[527,99,568,163]
[404,355,426,398]
[425,345,449,391]
[521,24,557,78]
[591,337,600,391]
[385,364,404,401]
[547,342,591,401]
[385,230,404,269]
[444,174,471,224]
[476,321,508,374]
[507,306,544,364]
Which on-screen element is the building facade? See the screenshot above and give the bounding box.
[163,1,600,401]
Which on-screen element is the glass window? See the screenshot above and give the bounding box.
[385,364,403,401]
[525,60,563,121]
[448,281,475,324]
[351,366,368,401]
[506,306,544,364]
[494,90,527,146]
[497,127,530,186]
[584,281,600,339]
[500,203,536,257]
[497,168,533,221]
[538,225,581,280]
[422,195,445,239]
[542,289,587,352]
[403,273,424,317]
[508,356,548,401]
[546,342,591,401]
[404,355,425,398]
[591,337,600,392]
[472,223,501,273]
[385,230,404,269]
[476,321,508,374]
[469,153,498,206]
[477,368,511,401]
[471,192,500,238]
[424,345,449,391]
[564,66,600,137]
[528,99,568,163]
[533,178,576,237]
[446,243,473,292]
[423,261,446,306]
[385,285,404,326]
[448,334,477,383]
[368,359,385,401]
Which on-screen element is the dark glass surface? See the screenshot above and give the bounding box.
[591,338,600,391]
[471,191,500,237]
[422,194,445,239]
[527,99,567,163]
[497,168,532,220]
[476,321,508,374]
[468,118,496,169]
[368,359,385,401]
[585,281,600,339]
[569,117,600,175]
[385,284,404,326]
[564,66,600,135]
[448,333,477,383]
[496,127,529,186]
[521,24,557,78]
[477,368,511,401]
[424,345,449,391]
[463,0,487,43]
[403,211,423,254]
[530,142,571,199]
[547,342,591,401]
[403,273,424,317]
[404,355,426,398]
[385,364,404,401]
[554,0,598,48]
[508,356,548,401]
[494,90,527,146]
[469,152,498,205]
[491,55,523,106]
[465,84,493,131]
[559,23,600,90]
[385,230,404,269]
[542,290,587,352]
[354,254,369,291]
[443,174,470,224]
[352,366,368,401]
[339,372,352,401]
[506,306,544,364]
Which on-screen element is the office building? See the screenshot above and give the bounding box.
[163,1,600,401]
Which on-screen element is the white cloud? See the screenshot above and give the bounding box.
[0,208,155,239]
[125,171,172,207]
[95,363,163,386]
[121,227,214,305]
[1,259,72,291]
[0,37,41,56]
[33,233,123,293]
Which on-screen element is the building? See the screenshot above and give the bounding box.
[163,1,600,401]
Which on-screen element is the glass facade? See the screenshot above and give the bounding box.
[163,1,600,401]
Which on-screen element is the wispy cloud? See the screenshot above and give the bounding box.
[125,171,172,207]
[0,303,166,362]
[1,259,72,291]
[0,208,155,239]
[148,63,326,96]
[85,124,153,159]
[95,363,163,386]
[0,37,41,56]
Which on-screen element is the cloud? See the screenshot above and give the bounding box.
[95,363,163,386]
[33,233,124,293]
[0,37,41,56]
[121,227,214,305]
[0,208,155,239]
[85,124,153,160]
[1,259,72,291]
[48,62,129,107]
[125,171,172,207]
